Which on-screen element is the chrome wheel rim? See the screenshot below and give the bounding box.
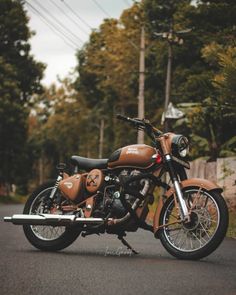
[163,189,220,252]
[29,187,66,241]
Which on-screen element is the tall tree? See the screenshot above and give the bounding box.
[28,78,90,183]
[0,0,44,193]
[75,3,144,155]
[187,43,236,160]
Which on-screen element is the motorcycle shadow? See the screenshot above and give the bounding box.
[20,247,222,265]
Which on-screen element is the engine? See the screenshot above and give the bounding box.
[93,169,150,219]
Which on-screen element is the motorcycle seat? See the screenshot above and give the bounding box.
[70,155,108,171]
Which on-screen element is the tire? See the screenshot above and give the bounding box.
[159,187,229,260]
[23,182,81,251]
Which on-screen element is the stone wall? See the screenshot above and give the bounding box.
[187,157,236,210]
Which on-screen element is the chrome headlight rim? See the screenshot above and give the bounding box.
[171,135,189,158]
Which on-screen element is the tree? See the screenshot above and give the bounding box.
[187,43,236,160]
[0,0,44,193]
[28,78,90,183]
[75,3,144,155]
[142,0,236,159]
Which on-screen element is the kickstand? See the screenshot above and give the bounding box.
[118,235,139,255]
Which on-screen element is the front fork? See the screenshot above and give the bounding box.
[165,154,190,221]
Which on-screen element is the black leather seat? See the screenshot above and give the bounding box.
[70,155,108,171]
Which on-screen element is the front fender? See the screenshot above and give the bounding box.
[153,178,223,235]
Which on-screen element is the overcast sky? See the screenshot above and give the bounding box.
[25,0,133,86]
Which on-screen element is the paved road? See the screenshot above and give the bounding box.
[0,204,236,295]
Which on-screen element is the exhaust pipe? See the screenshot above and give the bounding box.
[4,214,106,226]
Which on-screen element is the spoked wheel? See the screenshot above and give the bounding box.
[23,182,81,251]
[159,187,228,260]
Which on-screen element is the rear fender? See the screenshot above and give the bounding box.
[153,178,223,235]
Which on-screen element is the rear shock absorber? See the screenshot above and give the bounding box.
[46,163,67,207]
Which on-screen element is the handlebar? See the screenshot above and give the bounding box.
[116,114,163,138]
[116,114,132,122]
[116,114,143,126]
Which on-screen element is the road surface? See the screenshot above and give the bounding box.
[0,204,236,295]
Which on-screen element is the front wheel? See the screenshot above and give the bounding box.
[23,182,81,251]
[159,187,229,260]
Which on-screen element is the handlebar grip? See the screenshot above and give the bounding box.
[116,114,144,127]
[116,114,131,122]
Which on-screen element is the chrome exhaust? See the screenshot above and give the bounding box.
[4,214,106,226]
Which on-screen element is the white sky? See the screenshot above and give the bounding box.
[25,0,133,86]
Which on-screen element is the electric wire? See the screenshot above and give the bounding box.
[49,0,90,37]
[25,1,79,49]
[123,0,132,6]
[27,0,138,52]
[91,0,111,18]
[28,7,77,50]
[33,0,84,44]
[60,0,93,30]
[90,0,139,50]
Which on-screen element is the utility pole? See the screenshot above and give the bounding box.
[154,27,191,132]
[39,154,44,185]
[137,26,145,144]
[164,36,173,132]
[98,118,104,159]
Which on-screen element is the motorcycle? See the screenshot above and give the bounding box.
[4,114,229,260]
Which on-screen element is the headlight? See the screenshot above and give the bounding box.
[171,135,189,158]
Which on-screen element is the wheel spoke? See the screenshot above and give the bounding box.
[162,188,220,253]
[29,187,66,241]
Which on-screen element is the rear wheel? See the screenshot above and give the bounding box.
[23,182,81,251]
[159,187,228,260]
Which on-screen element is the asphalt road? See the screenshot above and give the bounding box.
[0,204,236,295]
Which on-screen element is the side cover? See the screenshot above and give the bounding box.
[59,174,86,202]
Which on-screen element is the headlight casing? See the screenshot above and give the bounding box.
[171,135,189,158]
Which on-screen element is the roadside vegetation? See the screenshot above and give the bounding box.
[0,0,235,234]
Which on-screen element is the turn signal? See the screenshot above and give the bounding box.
[152,153,162,164]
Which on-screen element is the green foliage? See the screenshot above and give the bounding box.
[75,4,144,154]
[227,211,236,238]
[142,0,236,159]
[28,78,92,181]
[2,0,236,191]
[24,0,236,172]
[202,44,236,102]
[0,0,44,191]
[185,43,236,160]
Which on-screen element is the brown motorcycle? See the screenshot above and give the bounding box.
[4,115,229,260]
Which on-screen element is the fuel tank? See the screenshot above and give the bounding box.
[108,144,156,169]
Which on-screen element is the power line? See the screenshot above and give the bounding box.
[123,0,132,6]
[28,7,76,50]
[25,1,79,49]
[91,0,111,18]
[33,0,84,44]
[49,0,90,37]
[89,0,139,50]
[60,0,93,30]
[26,1,78,48]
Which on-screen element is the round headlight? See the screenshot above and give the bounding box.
[171,135,189,158]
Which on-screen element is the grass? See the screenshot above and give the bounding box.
[227,211,236,238]
[0,194,27,204]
